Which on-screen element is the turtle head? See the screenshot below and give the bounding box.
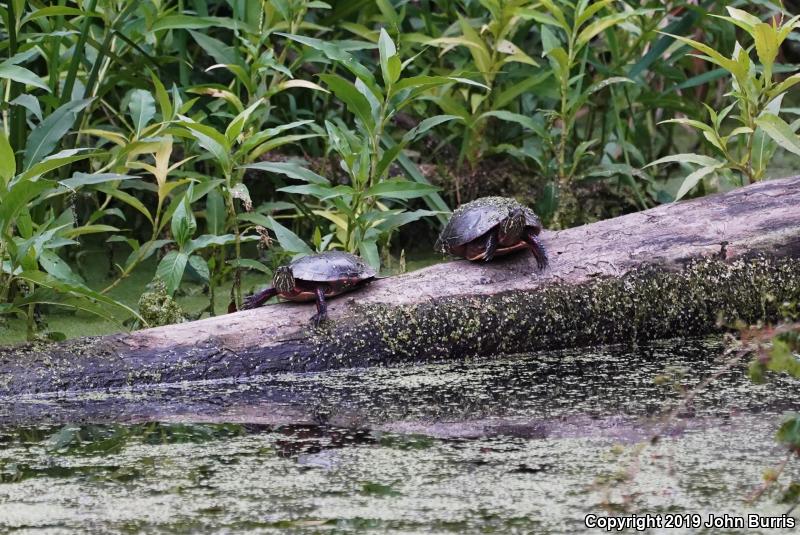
[273,265,295,293]
[500,207,526,241]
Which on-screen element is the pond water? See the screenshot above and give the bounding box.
[0,338,798,533]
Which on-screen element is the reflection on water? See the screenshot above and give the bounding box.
[0,338,798,533]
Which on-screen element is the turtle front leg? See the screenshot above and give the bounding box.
[310,286,328,327]
[523,230,549,270]
[483,228,499,262]
[241,287,279,310]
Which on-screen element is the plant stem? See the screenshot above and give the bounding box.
[6,0,25,161]
[62,0,98,105]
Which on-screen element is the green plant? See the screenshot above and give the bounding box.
[743,321,800,508]
[516,0,651,226]
[646,7,800,200]
[154,184,254,297]
[0,126,142,340]
[424,0,541,171]
[244,29,475,267]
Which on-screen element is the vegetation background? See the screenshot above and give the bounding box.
[0,0,799,342]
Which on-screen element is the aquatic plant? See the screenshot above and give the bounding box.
[646,7,800,200]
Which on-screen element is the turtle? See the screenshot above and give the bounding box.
[242,251,376,326]
[435,196,548,269]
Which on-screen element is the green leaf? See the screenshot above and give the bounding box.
[586,76,633,95]
[318,74,374,129]
[189,30,239,66]
[39,249,85,285]
[278,33,376,88]
[401,114,461,144]
[187,254,210,282]
[277,184,338,198]
[268,217,313,255]
[205,189,226,235]
[0,130,15,184]
[23,99,92,169]
[644,153,725,169]
[239,119,315,155]
[753,23,779,80]
[547,46,570,86]
[177,119,231,171]
[59,172,136,189]
[96,184,153,225]
[0,180,53,235]
[171,192,197,249]
[242,161,329,184]
[577,12,643,50]
[663,33,743,82]
[128,89,156,138]
[247,134,321,162]
[0,63,49,91]
[358,239,380,271]
[659,117,715,135]
[11,93,43,122]
[378,28,398,85]
[769,73,800,100]
[365,179,439,199]
[755,113,800,157]
[480,110,545,135]
[155,250,189,295]
[374,209,440,232]
[186,234,244,253]
[675,165,721,201]
[17,270,143,323]
[151,71,173,122]
[152,15,257,33]
[20,6,89,25]
[225,100,262,144]
[227,258,271,274]
[575,0,615,29]
[776,413,800,450]
[19,149,98,182]
[124,239,172,270]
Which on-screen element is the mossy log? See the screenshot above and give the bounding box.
[2,176,800,396]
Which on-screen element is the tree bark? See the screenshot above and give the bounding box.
[2,176,800,396]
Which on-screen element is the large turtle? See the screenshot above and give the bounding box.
[242,251,376,326]
[436,196,548,268]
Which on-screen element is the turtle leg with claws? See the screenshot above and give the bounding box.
[241,287,278,310]
[523,230,548,270]
[483,228,499,262]
[311,286,328,326]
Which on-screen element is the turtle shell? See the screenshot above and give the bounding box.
[289,251,376,282]
[436,196,542,253]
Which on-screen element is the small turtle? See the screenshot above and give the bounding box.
[242,251,376,326]
[436,196,548,269]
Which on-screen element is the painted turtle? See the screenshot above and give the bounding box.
[436,196,548,269]
[242,251,376,326]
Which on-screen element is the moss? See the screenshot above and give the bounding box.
[4,255,800,395]
[310,256,800,367]
[137,281,185,328]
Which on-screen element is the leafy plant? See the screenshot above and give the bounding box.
[424,0,541,170]
[646,7,800,201]
[0,127,142,339]
[245,28,467,268]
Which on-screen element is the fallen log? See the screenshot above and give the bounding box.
[2,176,800,396]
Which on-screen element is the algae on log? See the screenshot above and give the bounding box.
[2,177,800,396]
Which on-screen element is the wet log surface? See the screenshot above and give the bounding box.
[2,176,800,397]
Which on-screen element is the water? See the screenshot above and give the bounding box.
[0,338,798,533]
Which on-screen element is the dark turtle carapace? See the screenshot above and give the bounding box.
[242,251,376,326]
[436,196,548,269]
